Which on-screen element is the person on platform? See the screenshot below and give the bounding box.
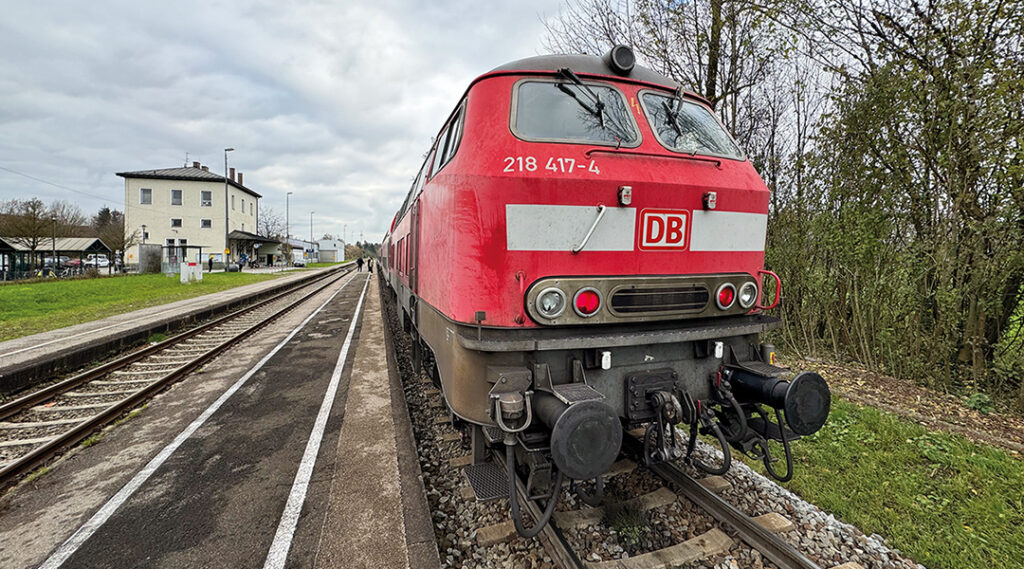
[357,257,364,272]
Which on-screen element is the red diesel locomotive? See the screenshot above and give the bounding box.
[382,45,830,536]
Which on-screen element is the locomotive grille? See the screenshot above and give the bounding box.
[610,285,709,314]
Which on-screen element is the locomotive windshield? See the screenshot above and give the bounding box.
[641,91,744,160]
[513,80,639,146]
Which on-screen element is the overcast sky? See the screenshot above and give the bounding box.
[0,0,567,244]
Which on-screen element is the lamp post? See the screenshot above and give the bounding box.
[286,191,293,240]
[309,211,314,261]
[286,191,293,265]
[224,147,234,264]
[51,216,57,270]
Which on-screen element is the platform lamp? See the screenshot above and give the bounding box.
[309,211,315,261]
[286,191,293,265]
[224,147,234,263]
[51,215,57,269]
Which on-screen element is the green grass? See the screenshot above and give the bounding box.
[306,262,342,268]
[23,466,51,484]
[744,399,1024,569]
[0,272,281,341]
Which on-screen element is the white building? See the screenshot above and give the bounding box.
[118,162,261,266]
[317,239,345,262]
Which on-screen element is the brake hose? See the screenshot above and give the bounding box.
[506,443,564,538]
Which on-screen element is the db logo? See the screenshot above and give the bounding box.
[639,209,689,250]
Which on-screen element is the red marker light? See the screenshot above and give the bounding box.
[716,284,736,309]
[574,289,601,317]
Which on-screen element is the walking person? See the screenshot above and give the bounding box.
[356,257,364,272]
[208,255,214,273]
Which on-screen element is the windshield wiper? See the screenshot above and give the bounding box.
[556,67,605,127]
[661,87,698,156]
[557,83,604,127]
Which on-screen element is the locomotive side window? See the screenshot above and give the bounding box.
[431,125,449,177]
[511,80,639,147]
[639,90,744,160]
[429,103,466,180]
[442,105,465,166]
[397,154,432,224]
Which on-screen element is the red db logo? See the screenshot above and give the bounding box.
[639,209,689,250]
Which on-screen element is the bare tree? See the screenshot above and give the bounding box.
[92,206,137,267]
[258,205,286,240]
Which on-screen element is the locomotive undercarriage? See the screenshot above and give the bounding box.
[403,297,831,537]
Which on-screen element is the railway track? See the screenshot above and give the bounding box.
[493,433,823,569]
[0,265,353,488]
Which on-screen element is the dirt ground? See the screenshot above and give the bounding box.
[785,357,1024,458]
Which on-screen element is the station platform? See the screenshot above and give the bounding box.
[0,272,439,569]
[0,265,341,395]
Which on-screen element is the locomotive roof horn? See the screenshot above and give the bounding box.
[603,44,635,76]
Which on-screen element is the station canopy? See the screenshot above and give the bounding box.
[0,237,112,256]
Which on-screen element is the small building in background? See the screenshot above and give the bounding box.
[118,162,260,268]
[317,239,345,262]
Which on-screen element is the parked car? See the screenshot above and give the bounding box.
[292,258,306,267]
[63,258,84,268]
[85,254,110,268]
[43,256,69,267]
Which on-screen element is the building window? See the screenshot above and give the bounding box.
[201,191,212,206]
[171,218,182,228]
[140,188,152,204]
[241,198,245,212]
[250,203,254,215]
[171,189,182,206]
[165,238,175,246]
[201,219,212,228]
[232,195,235,210]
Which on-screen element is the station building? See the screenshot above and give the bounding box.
[118,162,261,267]
[317,238,345,262]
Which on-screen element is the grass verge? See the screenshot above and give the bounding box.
[741,398,1024,569]
[0,272,281,342]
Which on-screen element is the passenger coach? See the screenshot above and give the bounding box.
[382,46,830,536]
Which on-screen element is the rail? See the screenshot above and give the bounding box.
[0,265,353,488]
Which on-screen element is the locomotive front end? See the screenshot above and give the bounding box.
[388,45,831,537]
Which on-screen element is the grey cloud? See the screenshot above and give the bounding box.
[0,0,563,242]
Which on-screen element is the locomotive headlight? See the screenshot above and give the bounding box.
[738,281,758,309]
[536,287,567,319]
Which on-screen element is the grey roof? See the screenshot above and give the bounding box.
[0,237,112,253]
[489,53,684,91]
[116,166,261,198]
[228,229,279,243]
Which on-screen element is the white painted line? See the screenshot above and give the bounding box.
[36,271,360,569]
[262,275,370,569]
